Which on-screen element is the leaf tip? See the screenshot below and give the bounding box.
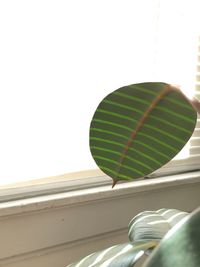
[112,179,118,188]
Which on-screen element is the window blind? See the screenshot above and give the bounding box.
[151,37,200,177]
[190,37,200,159]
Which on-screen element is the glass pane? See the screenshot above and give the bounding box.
[0,1,199,186]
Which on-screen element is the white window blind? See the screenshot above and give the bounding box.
[151,35,200,177]
[190,37,200,159]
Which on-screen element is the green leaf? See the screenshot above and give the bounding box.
[89,82,197,185]
[128,209,188,243]
[67,241,157,267]
[143,208,200,267]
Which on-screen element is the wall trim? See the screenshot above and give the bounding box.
[0,228,127,266]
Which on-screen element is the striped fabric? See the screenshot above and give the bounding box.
[128,209,189,243]
[66,241,156,267]
[66,209,187,267]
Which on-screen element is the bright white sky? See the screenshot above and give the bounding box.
[0,0,199,185]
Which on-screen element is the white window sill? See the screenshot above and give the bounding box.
[1,170,200,217]
[1,155,200,204]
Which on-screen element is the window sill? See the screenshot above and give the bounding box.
[1,155,200,204]
[1,170,200,218]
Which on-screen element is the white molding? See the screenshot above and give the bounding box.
[0,171,200,266]
[1,228,127,266]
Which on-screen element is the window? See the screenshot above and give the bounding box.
[0,1,199,194]
[189,36,200,163]
[152,34,200,177]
